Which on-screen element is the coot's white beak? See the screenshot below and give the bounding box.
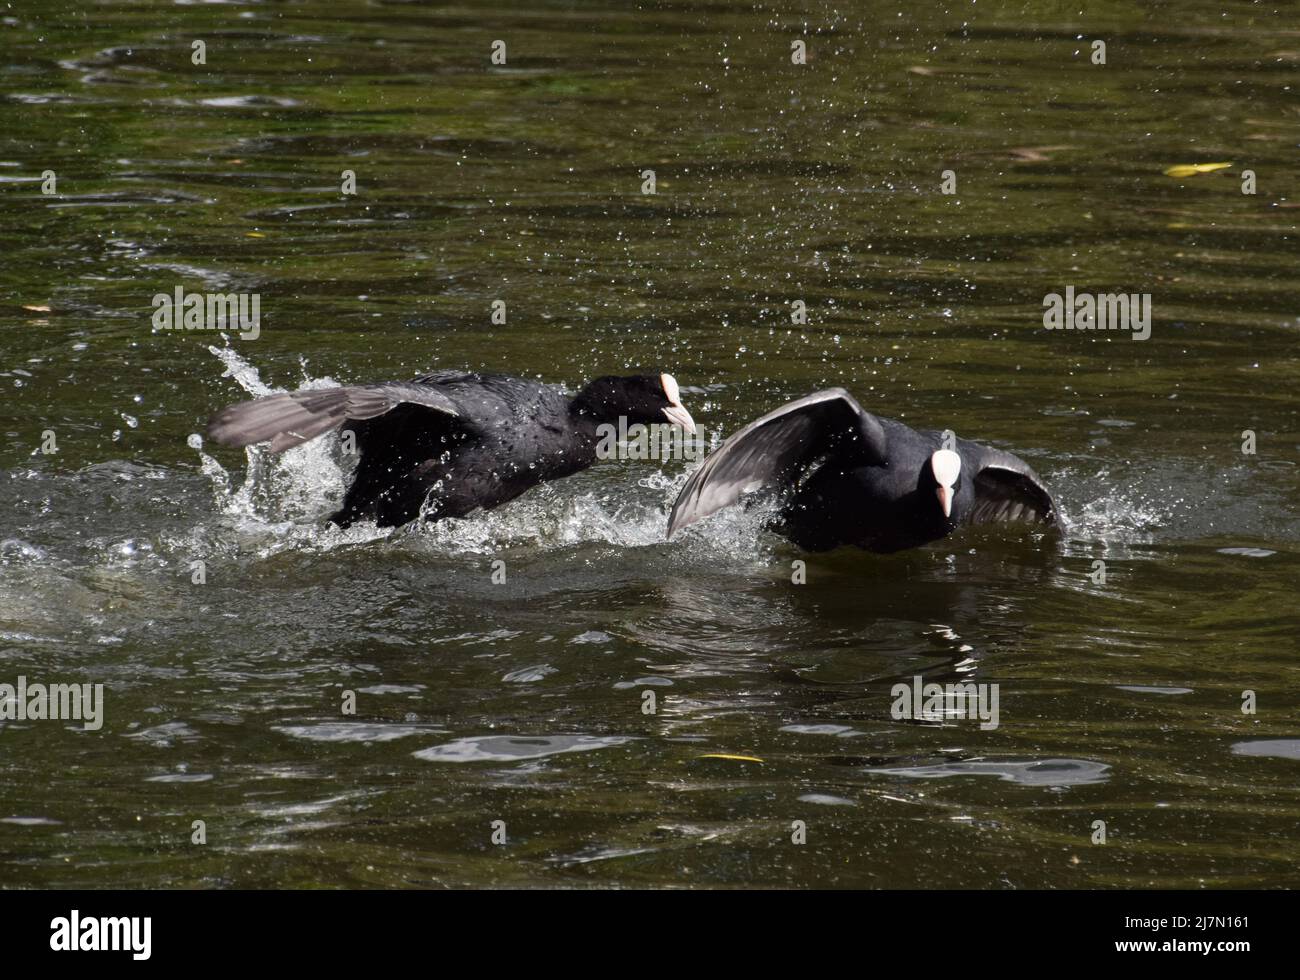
[936,485,953,518]
[660,373,697,434]
[930,448,961,521]
[663,403,697,435]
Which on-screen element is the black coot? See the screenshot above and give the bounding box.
[667,388,1060,553]
[209,370,696,528]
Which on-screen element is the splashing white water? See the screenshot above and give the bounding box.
[195,343,1180,566]
[191,348,1192,566]
[189,344,773,560]
[192,343,350,526]
[1052,462,1201,561]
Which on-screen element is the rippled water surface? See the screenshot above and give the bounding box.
[1,0,1297,888]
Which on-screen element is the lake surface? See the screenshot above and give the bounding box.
[1,0,1297,888]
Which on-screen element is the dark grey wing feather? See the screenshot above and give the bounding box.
[208,382,461,454]
[968,447,1060,527]
[667,388,886,538]
[411,369,479,386]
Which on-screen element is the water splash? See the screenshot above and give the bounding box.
[189,345,773,562]
[1056,465,1167,558]
[196,343,349,526]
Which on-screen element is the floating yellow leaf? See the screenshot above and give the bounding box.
[22,304,51,312]
[1163,162,1232,178]
[245,231,265,238]
[698,753,763,763]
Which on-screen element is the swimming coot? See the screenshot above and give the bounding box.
[667,388,1060,552]
[209,370,695,528]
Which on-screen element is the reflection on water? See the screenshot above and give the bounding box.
[868,758,1112,787]
[1231,741,1300,761]
[1,0,1297,888]
[413,735,636,764]
[275,723,439,744]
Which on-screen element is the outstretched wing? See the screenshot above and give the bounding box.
[968,447,1060,527]
[667,388,887,538]
[207,382,461,454]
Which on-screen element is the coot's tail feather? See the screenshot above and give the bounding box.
[207,383,461,454]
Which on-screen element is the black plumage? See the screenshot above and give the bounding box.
[667,388,1060,553]
[209,370,695,529]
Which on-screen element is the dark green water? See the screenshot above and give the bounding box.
[1,0,1297,888]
